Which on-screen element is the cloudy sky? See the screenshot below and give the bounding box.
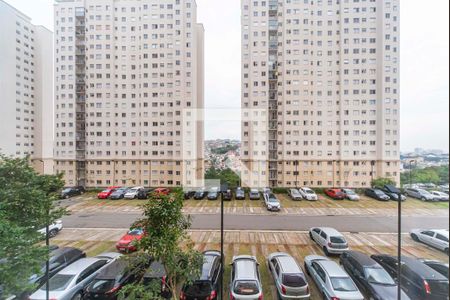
[5,0,449,152]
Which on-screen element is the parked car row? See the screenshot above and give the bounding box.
[97,186,170,200]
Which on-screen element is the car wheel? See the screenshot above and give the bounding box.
[71,292,82,300]
[323,246,330,256]
[65,195,69,199]
[48,229,59,238]
[421,197,427,201]
[411,233,419,242]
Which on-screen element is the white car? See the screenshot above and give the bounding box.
[304,255,363,300]
[410,229,449,255]
[299,187,318,201]
[431,191,449,201]
[341,189,360,201]
[38,220,63,238]
[124,186,144,199]
[309,227,349,255]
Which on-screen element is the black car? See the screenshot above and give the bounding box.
[207,188,219,200]
[419,259,449,279]
[137,188,154,200]
[365,188,391,201]
[84,256,150,300]
[181,251,222,300]
[340,251,410,299]
[194,190,207,200]
[110,188,129,200]
[235,187,245,200]
[221,189,232,201]
[375,186,407,202]
[184,190,196,200]
[143,261,171,299]
[60,186,85,199]
[16,247,86,299]
[372,254,449,300]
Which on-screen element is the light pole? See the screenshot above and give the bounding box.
[371,160,376,187]
[385,184,403,300]
[220,183,224,300]
[409,160,416,187]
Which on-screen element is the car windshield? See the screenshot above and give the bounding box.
[420,190,432,196]
[102,189,111,193]
[282,274,307,287]
[365,267,396,286]
[374,190,385,195]
[88,279,116,293]
[330,277,358,292]
[128,229,143,235]
[344,189,355,195]
[268,195,278,202]
[234,280,259,295]
[42,274,75,291]
[62,188,72,193]
[330,236,346,244]
[305,189,314,194]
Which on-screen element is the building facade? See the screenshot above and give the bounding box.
[241,0,400,188]
[54,0,204,188]
[0,0,54,174]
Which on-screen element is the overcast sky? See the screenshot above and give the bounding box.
[5,0,449,152]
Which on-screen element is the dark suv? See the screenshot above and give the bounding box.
[340,251,410,299]
[180,251,222,300]
[137,188,154,200]
[60,186,85,199]
[372,254,449,300]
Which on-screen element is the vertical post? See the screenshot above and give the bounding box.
[397,191,402,300]
[371,161,375,187]
[45,212,50,300]
[220,191,224,300]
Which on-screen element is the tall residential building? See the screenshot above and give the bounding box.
[241,0,400,188]
[0,0,54,174]
[54,0,204,188]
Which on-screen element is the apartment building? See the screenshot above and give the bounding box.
[241,0,400,188]
[0,0,54,174]
[54,0,204,188]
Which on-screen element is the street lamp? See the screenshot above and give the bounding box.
[409,160,416,187]
[384,184,403,300]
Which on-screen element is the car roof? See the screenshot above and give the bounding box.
[250,189,259,192]
[51,247,81,257]
[277,256,302,274]
[234,258,257,280]
[346,251,379,267]
[401,256,448,280]
[431,229,449,237]
[317,260,348,277]
[95,259,128,279]
[200,252,219,280]
[317,227,343,236]
[59,258,105,275]
[144,261,166,278]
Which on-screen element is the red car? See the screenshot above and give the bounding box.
[153,188,170,196]
[324,188,346,200]
[97,186,121,199]
[115,228,145,252]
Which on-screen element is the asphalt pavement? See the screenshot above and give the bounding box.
[62,211,450,233]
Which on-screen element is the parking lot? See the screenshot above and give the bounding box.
[52,228,449,300]
[64,192,449,217]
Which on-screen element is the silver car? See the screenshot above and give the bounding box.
[309,227,349,256]
[341,189,360,201]
[288,189,303,201]
[405,188,438,201]
[268,252,310,299]
[230,255,263,300]
[431,191,449,201]
[249,189,261,200]
[410,229,449,254]
[264,193,281,211]
[304,255,363,300]
[299,187,318,201]
[29,253,121,300]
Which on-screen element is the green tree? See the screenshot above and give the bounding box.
[0,155,66,296]
[371,177,397,188]
[400,165,449,186]
[205,167,241,189]
[123,189,203,300]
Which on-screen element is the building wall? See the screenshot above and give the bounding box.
[0,0,53,174]
[241,0,400,188]
[54,0,204,188]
